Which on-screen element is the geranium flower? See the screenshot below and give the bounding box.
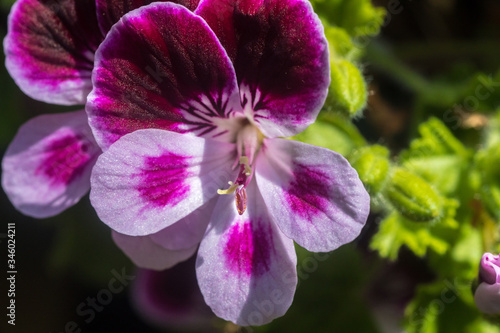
[87,1,370,325]
[2,0,199,217]
[474,252,500,314]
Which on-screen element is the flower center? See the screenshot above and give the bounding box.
[217,123,264,215]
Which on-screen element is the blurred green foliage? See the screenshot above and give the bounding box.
[311,0,385,37]
[310,0,380,117]
[293,0,500,331]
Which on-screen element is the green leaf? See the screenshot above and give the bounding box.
[370,202,459,261]
[475,142,500,218]
[476,142,500,182]
[327,59,367,117]
[292,113,365,156]
[401,117,468,160]
[324,25,360,61]
[349,145,390,195]
[448,223,483,281]
[402,155,465,196]
[400,117,471,196]
[481,184,500,220]
[311,0,385,38]
[385,168,444,222]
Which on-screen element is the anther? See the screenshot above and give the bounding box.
[217,156,252,215]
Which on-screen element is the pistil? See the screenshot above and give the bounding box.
[217,123,264,215]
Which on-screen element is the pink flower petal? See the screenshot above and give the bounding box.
[150,199,217,250]
[196,0,330,138]
[4,0,103,105]
[474,282,500,315]
[2,110,100,218]
[90,129,236,236]
[255,139,370,252]
[112,231,196,270]
[87,2,241,150]
[196,180,297,325]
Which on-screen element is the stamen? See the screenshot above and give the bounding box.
[217,156,253,215]
[217,181,238,195]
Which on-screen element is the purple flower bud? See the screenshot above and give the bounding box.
[474,253,500,314]
[479,253,500,285]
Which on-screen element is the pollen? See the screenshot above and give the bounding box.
[239,156,252,176]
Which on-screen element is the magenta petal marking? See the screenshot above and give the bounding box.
[136,152,191,208]
[255,138,370,253]
[195,183,298,325]
[35,132,92,186]
[284,163,330,221]
[89,129,235,236]
[224,220,271,277]
[2,110,99,218]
